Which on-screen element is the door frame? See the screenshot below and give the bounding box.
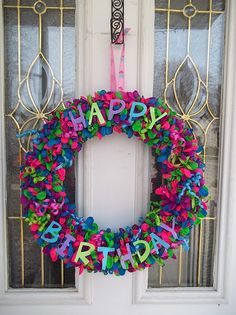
[0,0,236,312]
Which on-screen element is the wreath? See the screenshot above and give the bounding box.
[20,90,208,276]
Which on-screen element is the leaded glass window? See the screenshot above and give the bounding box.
[4,0,76,289]
[148,0,225,288]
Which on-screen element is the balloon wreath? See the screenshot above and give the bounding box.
[20,90,208,276]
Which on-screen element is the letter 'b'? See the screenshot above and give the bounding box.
[41,221,62,243]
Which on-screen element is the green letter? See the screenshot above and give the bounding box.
[73,242,95,265]
[89,102,106,126]
[133,240,150,263]
[148,107,167,130]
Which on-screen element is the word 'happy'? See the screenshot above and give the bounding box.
[67,99,167,130]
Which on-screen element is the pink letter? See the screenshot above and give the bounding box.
[57,234,76,257]
[117,244,134,269]
[108,99,125,120]
[69,106,87,131]
[160,218,177,239]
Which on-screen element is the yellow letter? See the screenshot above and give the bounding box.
[149,107,167,130]
[73,242,95,265]
[133,240,150,263]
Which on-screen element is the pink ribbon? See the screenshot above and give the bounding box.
[33,199,65,217]
[110,28,130,92]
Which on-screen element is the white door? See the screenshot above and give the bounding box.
[1,1,236,315]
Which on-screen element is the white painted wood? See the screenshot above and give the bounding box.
[137,0,155,96]
[1,0,236,314]
[0,0,8,298]
[76,0,151,310]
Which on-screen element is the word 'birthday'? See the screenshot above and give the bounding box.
[41,220,177,270]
